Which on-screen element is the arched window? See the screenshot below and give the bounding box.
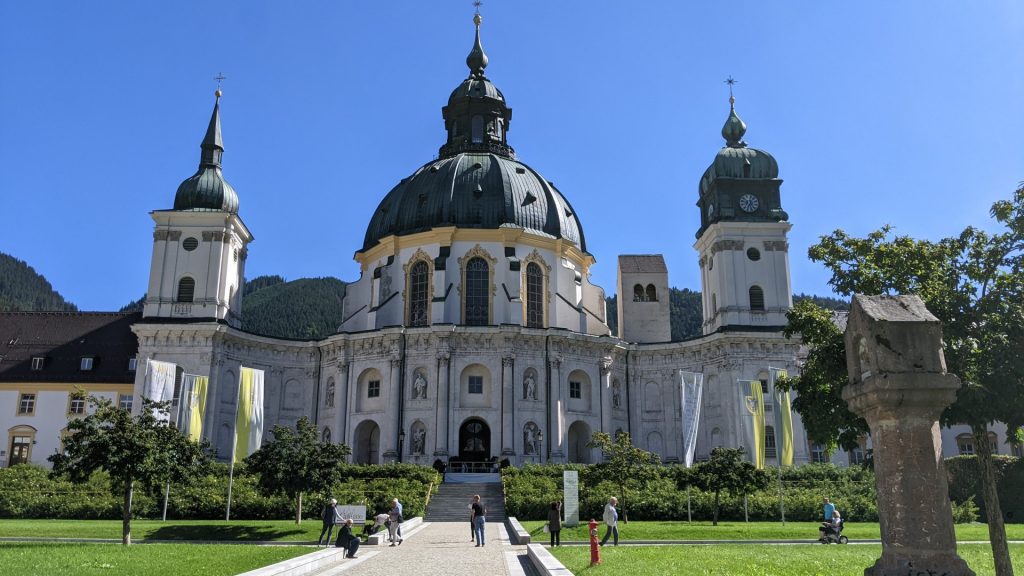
[633,284,645,302]
[465,257,489,325]
[471,115,484,144]
[176,277,195,303]
[526,262,544,328]
[749,285,765,311]
[645,284,658,302]
[408,260,430,327]
[765,425,777,458]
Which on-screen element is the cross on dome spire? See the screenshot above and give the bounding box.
[721,76,747,147]
[466,3,489,77]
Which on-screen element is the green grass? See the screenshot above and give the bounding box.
[550,543,1024,576]
[0,543,309,576]
[521,520,1024,542]
[0,519,325,542]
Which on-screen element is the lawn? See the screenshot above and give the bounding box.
[520,520,1024,542]
[0,543,309,576]
[0,519,325,542]
[550,543,1024,576]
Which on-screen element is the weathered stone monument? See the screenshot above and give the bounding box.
[843,295,974,576]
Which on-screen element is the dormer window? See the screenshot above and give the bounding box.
[471,115,484,144]
[80,357,94,371]
[31,357,45,371]
[128,357,138,371]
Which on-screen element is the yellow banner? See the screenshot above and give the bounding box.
[744,380,765,469]
[187,376,208,443]
[774,369,794,467]
[233,367,264,463]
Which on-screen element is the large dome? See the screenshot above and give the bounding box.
[361,152,586,253]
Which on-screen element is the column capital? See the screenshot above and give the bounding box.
[502,356,515,368]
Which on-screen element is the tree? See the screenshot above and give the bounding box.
[587,431,660,522]
[244,416,352,524]
[779,185,1024,575]
[691,447,771,526]
[49,397,211,545]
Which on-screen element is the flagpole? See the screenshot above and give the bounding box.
[769,367,786,525]
[162,375,187,522]
[226,372,242,522]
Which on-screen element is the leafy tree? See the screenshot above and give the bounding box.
[49,397,211,545]
[691,447,771,526]
[245,416,352,524]
[780,185,1024,576]
[587,431,660,522]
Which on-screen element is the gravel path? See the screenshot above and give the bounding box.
[342,521,516,576]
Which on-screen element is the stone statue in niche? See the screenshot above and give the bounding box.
[523,422,541,455]
[612,381,622,408]
[524,373,537,401]
[411,426,426,455]
[413,373,428,399]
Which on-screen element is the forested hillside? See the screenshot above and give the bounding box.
[241,276,347,339]
[0,252,77,312]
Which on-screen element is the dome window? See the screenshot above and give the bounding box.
[464,257,490,325]
[526,262,544,328]
[182,237,199,251]
[407,260,430,327]
[177,277,195,303]
[521,192,537,206]
[471,115,485,144]
[749,285,765,311]
[747,247,761,261]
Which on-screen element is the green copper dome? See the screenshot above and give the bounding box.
[173,93,239,213]
[699,97,780,196]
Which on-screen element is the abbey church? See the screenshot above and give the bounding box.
[131,13,808,467]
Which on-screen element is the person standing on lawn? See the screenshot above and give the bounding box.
[471,494,486,546]
[547,501,562,547]
[335,518,361,558]
[600,496,619,546]
[318,498,341,546]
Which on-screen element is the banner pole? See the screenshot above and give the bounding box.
[163,375,188,522]
[770,367,787,525]
[686,486,692,523]
[226,372,242,522]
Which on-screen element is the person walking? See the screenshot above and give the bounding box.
[471,494,486,547]
[318,498,341,546]
[391,498,404,542]
[600,496,619,546]
[335,518,361,558]
[388,500,403,546]
[547,501,562,547]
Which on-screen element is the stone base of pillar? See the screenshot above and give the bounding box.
[867,552,975,576]
[433,450,449,458]
[501,448,515,456]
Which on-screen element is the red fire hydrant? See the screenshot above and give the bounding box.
[589,518,601,566]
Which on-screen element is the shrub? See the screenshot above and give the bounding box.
[951,497,980,524]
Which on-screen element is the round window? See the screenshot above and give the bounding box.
[182,237,199,251]
[747,247,761,261]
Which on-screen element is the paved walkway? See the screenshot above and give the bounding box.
[340,521,531,576]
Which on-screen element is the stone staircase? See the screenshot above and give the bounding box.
[425,481,506,522]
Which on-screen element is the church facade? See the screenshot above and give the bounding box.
[131,14,811,467]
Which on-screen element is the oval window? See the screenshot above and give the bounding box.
[747,247,761,261]
[183,237,199,251]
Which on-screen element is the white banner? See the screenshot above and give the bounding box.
[233,367,265,463]
[143,359,177,420]
[563,470,579,527]
[680,371,704,468]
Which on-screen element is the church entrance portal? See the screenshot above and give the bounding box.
[458,418,490,463]
[353,420,380,464]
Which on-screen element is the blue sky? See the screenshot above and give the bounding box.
[1,2,1022,312]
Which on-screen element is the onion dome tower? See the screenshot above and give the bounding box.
[694,89,792,334]
[143,90,252,328]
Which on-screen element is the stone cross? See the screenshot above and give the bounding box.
[843,295,974,576]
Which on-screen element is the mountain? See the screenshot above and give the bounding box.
[241,276,347,340]
[0,252,77,312]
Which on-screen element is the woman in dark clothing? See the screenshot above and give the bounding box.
[547,501,562,547]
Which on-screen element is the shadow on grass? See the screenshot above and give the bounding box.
[145,525,308,542]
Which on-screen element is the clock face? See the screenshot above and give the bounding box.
[739,194,759,213]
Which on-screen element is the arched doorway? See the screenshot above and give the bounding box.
[353,420,380,464]
[568,421,593,463]
[458,418,490,462]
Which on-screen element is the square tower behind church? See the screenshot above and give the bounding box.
[616,255,671,343]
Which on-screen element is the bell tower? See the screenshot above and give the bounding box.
[694,90,792,334]
[142,90,253,328]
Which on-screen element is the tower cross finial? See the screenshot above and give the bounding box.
[473,0,482,15]
[214,72,226,98]
[724,76,737,101]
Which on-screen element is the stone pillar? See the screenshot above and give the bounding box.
[843,295,974,576]
[600,357,613,435]
[434,352,450,457]
[501,355,515,457]
[383,356,401,463]
[549,357,564,460]
[335,362,349,447]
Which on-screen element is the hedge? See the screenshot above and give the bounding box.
[0,463,439,521]
[946,455,1024,524]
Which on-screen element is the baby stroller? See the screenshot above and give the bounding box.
[819,516,849,544]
